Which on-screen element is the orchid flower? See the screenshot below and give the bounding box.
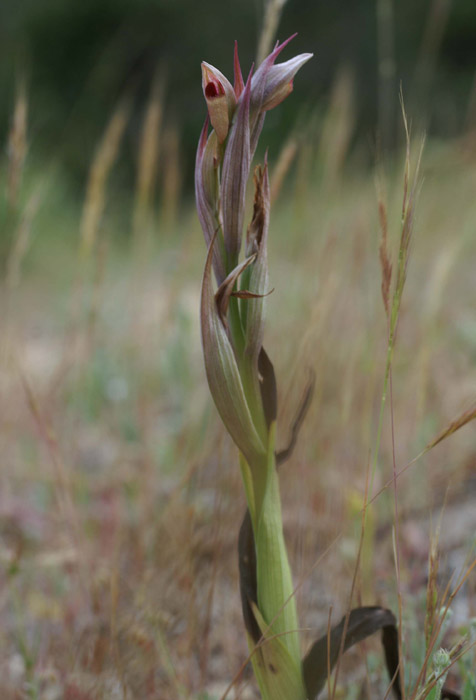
[196,36,312,699]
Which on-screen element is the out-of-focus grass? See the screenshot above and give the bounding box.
[1,102,476,699]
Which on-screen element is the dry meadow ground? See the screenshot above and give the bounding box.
[1,96,476,698]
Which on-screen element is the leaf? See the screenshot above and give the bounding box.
[231,288,274,300]
[302,606,401,699]
[258,347,277,431]
[238,430,301,665]
[249,605,307,700]
[441,690,461,699]
[195,120,226,284]
[238,508,260,643]
[238,348,277,643]
[215,253,256,326]
[200,233,266,466]
[255,434,301,664]
[276,369,315,466]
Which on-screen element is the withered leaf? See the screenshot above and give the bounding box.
[276,369,315,467]
[238,509,260,643]
[302,606,461,699]
[302,606,401,699]
[258,347,277,430]
[231,287,274,300]
[215,253,256,326]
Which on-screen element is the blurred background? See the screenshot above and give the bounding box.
[0,1,475,698]
[0,0,475,195]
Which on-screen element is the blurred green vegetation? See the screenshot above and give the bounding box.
[0,0,475,197]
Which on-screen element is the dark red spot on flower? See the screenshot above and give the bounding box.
[205,81,224,99]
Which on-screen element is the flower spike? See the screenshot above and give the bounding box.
[196,42,313,699]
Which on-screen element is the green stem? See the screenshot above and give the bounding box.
[255,447,301,663]
[242,424,305,698]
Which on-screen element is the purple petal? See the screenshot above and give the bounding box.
[233,41,245,98]
[248,35,312,152]
[249,35,297,116]
[220,68,253,269]
[260,54,313,111]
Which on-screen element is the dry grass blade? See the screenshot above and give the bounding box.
[408,553,476,700]
[318,67,355,185]
[161,121,182,229]
[7,75,28,209]
[424,535,440,655]
[133,69,164,241]
[378,194,392,321]
[425,403,476,450]
[6,186,43,290]
[270,136,298,203]
[17,366,90,603]
[369,100,425,502]
[396,98,425,296]
[79,95,131,257]
[256,0,289,64]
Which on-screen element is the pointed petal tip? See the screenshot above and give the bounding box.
[240,63,254,104]
[246,63,255,85]
[284,32,298,43]
[268,33,298,62]
[234,40,245,98]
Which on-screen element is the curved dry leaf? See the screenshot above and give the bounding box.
[276,369,315,467]
[302,606,401,699]
[215,253,256,326]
